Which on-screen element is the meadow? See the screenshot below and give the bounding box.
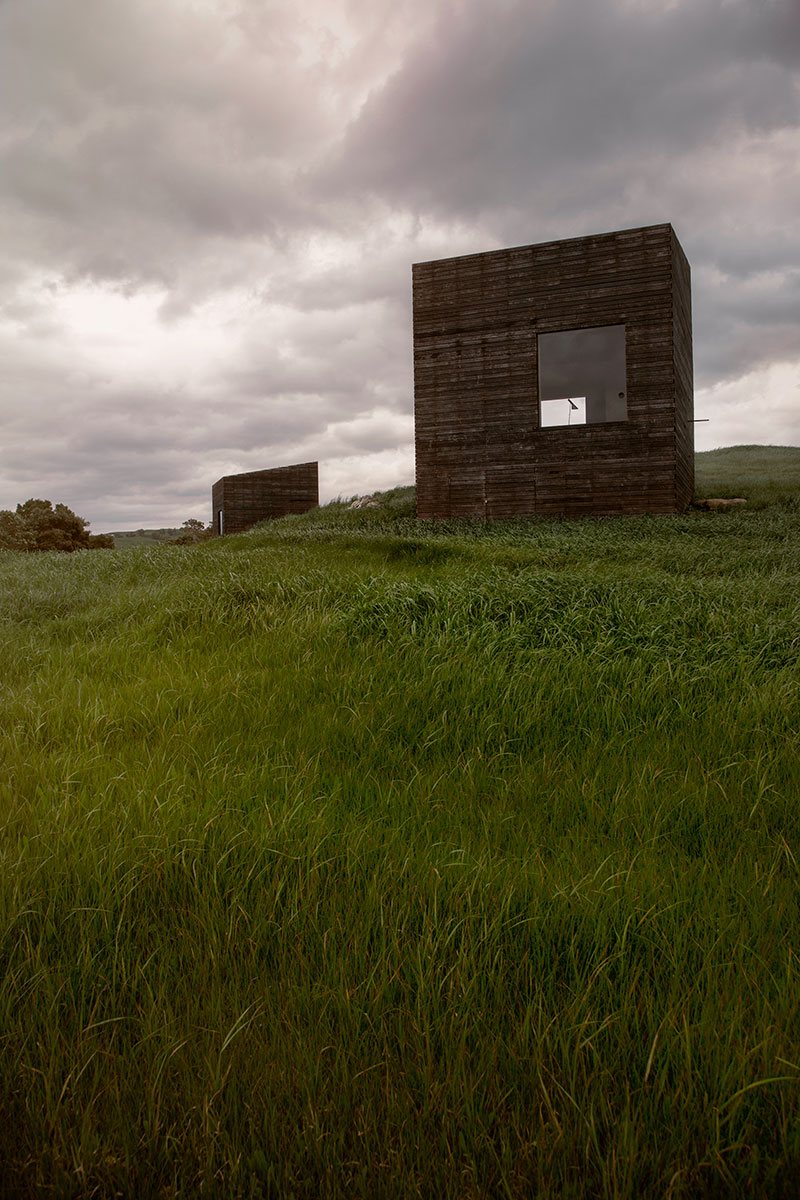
[1,445,798,1198]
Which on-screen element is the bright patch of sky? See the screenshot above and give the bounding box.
[43,280,249,387]
[695,360,800,451]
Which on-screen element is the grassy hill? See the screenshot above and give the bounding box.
[695,444,800,506]
[106,527,184,548]
[100,445,800,547]
[1,446,798,1198]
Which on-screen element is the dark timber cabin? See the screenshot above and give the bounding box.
[211,462,319,535]
[412,223,693,519]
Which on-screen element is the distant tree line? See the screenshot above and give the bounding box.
[110,528,183,543]
[111,520,214,546]
[0,499,114,552]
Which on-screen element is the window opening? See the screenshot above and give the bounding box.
[538,325,627,427]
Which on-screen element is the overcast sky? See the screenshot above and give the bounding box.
[1,0,798,530]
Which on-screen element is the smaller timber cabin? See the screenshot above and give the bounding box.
[211,462,318,536]
[412,223,694,519]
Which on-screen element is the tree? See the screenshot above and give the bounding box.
[171,518,213,545]
[14,498,88,551]
[0,510,31,551]
[0,499,114,552]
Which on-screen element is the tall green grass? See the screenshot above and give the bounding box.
[1,448,799,1197]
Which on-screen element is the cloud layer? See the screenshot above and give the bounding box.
[1,0,798,528]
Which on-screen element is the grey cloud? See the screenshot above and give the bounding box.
[312,0,800,390]
[318,0,799,213]
[735,0,800,68]
[0,0,334,296]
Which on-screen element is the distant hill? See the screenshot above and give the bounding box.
[105,528,183,548]
[695,444,800,507]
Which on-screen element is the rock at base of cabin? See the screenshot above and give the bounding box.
[694,498,747,511]
[349,496,380,509]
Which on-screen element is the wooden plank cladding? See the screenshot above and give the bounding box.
[211,462,318,535]
[413,224,694,519]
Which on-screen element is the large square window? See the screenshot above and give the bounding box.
[538,325,627,427]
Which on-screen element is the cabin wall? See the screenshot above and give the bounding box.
[413,224,693,519]
[211,462,318,535]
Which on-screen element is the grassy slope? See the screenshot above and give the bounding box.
[695,444,800,506]
[0,447,799,1198]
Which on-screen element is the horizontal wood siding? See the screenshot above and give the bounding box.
[211,462,318,535]
[413,224,693,519]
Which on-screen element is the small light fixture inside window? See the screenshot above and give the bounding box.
[540,396,587,428]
